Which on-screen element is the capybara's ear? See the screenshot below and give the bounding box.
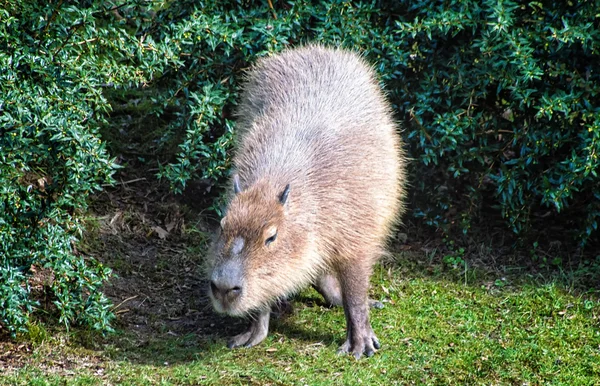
[279,184,290,205]
[233,174,242,194]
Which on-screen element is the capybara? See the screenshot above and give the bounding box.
[207,44,406,359]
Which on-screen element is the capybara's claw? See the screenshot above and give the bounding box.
[337,333,380,359]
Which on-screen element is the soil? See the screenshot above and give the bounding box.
[0,161,248,374]
[86,162,247,342]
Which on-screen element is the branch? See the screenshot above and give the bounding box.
[266,0,278,19]
[409,109,432,143]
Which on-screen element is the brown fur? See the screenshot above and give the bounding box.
[207,44,407,358]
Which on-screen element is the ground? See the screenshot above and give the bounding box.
[1,161,600,385]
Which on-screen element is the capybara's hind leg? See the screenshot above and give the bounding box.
[313,273,343,307]
[314,272,383,309]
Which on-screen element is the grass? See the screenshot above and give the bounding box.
[2,259,599,386]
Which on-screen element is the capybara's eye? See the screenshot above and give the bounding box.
[265,233,277,246]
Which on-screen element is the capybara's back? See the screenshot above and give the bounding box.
[208,45,407,359]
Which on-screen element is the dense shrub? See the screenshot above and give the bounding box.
[0,1,162,335]
[146,1,599,245]
[391,0,600,245]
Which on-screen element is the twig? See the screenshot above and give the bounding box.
[36,0,64,40]
[266,0,278,19]
[111,295,138,311]
[409,109,432,142]
[92,2,131,17]
[53,21,85,56]
[102,177,147,187]
[138,296,149,308]
[73,38,98,46]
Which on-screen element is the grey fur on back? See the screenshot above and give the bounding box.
[233,44,405,267]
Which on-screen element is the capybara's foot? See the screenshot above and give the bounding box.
[369,299,384,309]
[337,328,380,359]
[227,310,270,348]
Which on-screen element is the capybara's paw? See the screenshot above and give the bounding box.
[227,327,268,349]
[226,311,270,349]
[369,299,384,309]
[337,332,381,359]
[227,330,252,348]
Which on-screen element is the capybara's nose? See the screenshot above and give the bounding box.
[210,280,242,301]
[210,260,244,303]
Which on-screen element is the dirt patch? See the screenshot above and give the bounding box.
[0,158,243,374]
[86,164,231,340]
[0,335,108,376]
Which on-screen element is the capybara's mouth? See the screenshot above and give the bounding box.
[209,287,246,316]
[213,300,247,317]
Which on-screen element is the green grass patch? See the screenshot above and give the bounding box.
[2,261,599,385]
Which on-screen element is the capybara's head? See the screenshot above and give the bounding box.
[208,175,301,316]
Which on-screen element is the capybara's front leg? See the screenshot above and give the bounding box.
[227,309,270,348]
[337,262,380,359]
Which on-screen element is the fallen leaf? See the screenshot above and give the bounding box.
[152,226,169,239]
[166,221,176,232]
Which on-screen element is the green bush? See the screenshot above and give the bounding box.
[391,0,600,245]
[147,1,599,245]
[0,1,162,335]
